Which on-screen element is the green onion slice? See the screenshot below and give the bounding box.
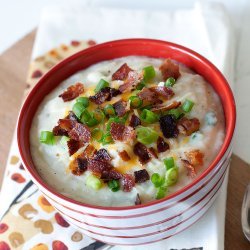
[91,128,104,142]
[72,102,85,119]
[95,79,109,93]
[140,109,159,123]
[151,173,164,188]
[86,175,102,190]
[102,132,113,145]
[60,136,69,145]
[93,109,105,123]
[143,66,156,82]
[168,108,183,120]
[165,77,176,87]
[165,167,179,186]
[108,180,120,192]
[76,97,89,108]
[40,131,55,145]
[156,186,167,199]
[163,157,175,170]
[104,104,116,117]
[136,126,159,145]
[129,96,143,108]
[136,81,146,90]
[182,99,194,113]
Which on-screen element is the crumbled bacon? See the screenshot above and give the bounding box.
[177,117,200,136]
[118,150,131,161]
[89,87,121,105]
[67,139,81,156]
[185,150,204,167]
[148,147,158,159]
[133,142,151,165]
[150,86,174,100]
[137,88,162,106]
[113,100,129,117]
[135,193,141,205]
[157,136,169,153]
[101,170,123,182]
[80,144,96,159]
[71,158,88,176]
[52,125,68,136]
[182,159,196,178]
[122,174,135,192]
[59,83,84,102]
[129,114,141,128]
[65,111,78,121]
[93,148,112,162]
[134,169,150,183]
[87,159,113,175]
[119,71,143,93]
[151,101,181,113]
[68,123,91,142]
[112,63,133,81]
[110,122,136,143]
[58,119,77,131]
[159,114,179,138]
[159,59,180,81]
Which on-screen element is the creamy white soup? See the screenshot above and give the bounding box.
[30,56,225,207]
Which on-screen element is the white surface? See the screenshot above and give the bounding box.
[25,2,234,249]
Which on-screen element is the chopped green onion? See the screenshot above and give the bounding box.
[156,186,167,199]
[93,109,105,123]
[86,117,98,127]
[143,66,156,82]
[182,99,194,113]
[106,117,123,131]
[60,136,69,145]
[140,109,159,123]
[136,126,159,145]
[86,175,102,190]
[129,96,143,108]
[165,77,176,87]
[72,102,85,119]
[108,180,120,192]
[40,131,55,145]
[136,81,146,90]
[76,97,89,107]
[165,167,179,186]
[168,108,183,120]
[104,104,116,117]
[163,157,175,170]
[91,128,104,142]
[151,173,164,188]
[102,132,113,145]
[80,109,92,123]
[139,105,152,111]
[95,79,109,93]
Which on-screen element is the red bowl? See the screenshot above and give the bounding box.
[17,39,236,245]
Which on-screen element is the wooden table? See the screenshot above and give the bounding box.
[0,31,249,250]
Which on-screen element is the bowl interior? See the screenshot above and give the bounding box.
[17,39,236,209]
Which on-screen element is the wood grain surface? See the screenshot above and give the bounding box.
[0,31,249,249]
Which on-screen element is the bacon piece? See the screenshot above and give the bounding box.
[137,88,162,106]
[88,159,113,175]
[148,147,158,159]
[100,170,123,182]
[67,139,81,156]
[133,142,151,165]
[119,150,131,161]
[112,63,133,81]
[182,159,196,178]
[68,123,91,142]
[185,150,204,167]
[119,71,143,93]
[65,111,78,121]
[89,87,121,105]
[151,101,181,113]
[71,158,88,176]
[113,100,129,117]
[134,169,150,183]
[129,114,141,128]
[59,83,84,102]
[110,122,136,143]
[58,119,77,131]
[52,125,68,136]
[157,136,169,153]
[122,174,135,192]
[93,148,112,162]
[150,86,174,100]
[159,59,180,81]
[177,117,200,136]
[135,193,141,205]
[159,114,178,138]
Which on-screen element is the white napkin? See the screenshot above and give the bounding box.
[2,1,234,249]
